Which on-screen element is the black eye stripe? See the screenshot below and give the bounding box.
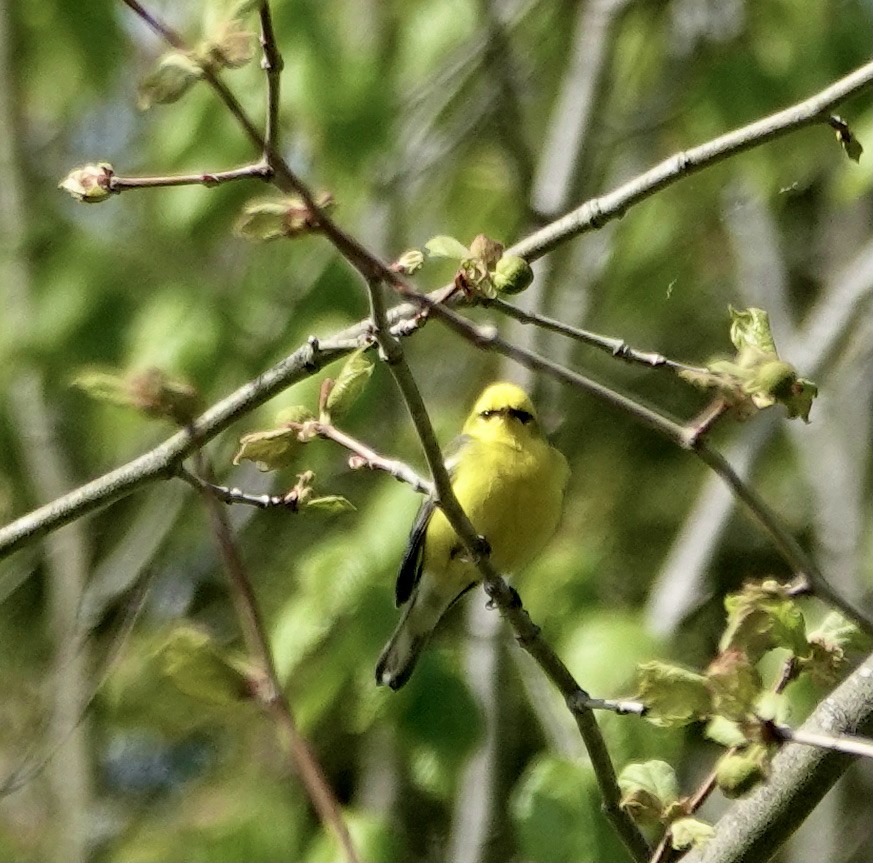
[479,407,534,424]
[509,408,534,424]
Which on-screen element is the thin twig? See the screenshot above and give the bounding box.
[108,163,271,192]
[192,452,359,863]
[484,296,708,373]
[257,1,283,158]
[511,62,873,262]
[769,723,873,760]
[693,442,873,637]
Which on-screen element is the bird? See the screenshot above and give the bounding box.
[375,381,569,690]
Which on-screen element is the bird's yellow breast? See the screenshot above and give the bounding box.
[423,434,567,594]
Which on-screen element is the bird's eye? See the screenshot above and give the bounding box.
[508,408,534,424]
[480,409,496,419]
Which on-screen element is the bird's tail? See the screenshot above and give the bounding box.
[375,590,442,690]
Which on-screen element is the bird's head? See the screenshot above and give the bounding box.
[462,382,540,441]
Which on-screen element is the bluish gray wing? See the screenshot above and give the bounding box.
[394,434,469,607]
[395,496,433,606]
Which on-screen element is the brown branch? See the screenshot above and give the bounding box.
[192,452,359,863]
[108,163,272,192]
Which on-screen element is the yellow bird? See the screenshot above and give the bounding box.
[376,382,569,689]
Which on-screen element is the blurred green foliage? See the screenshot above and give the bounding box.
[1,0,871,861]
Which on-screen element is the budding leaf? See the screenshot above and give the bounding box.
[706,650,763,722]
[636,661,711,726]
[618,760,679,825]
[305,495,356,514]
[233,427,302,471]
[802,612,871,685]
[275,405,317,426]
[73,367,200,425]
[729,306,778,356]
[156,625,251,706]
[705,715,747,748]
[492,255,535,295]
[715,745,770,798]
[324,348,373,419]
[200,17,255,69]
[58,162,115,203]
[138,51,203,110]
[235,193,334,242]
[392,249,425,274]
[720,580,807,663]
[425,235,471,260]
[468,234,504,269]
[671,817,715,851]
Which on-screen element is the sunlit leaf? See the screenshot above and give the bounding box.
[618,760,679,825]
[720,580,808,663]
[636,661,711,726]
[706,649,763,721]
[425,235,470,260]
[715,744,771,798]
[138,51,203,110]
[324,348,373,419]
[671,817,715,850]
[233,426,302,471]
[729,306,778,355]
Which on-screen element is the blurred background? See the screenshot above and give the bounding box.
[1,0,871,860]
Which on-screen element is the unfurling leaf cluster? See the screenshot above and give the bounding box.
[631,579,869,806]
[235,193,335,242]
[617,761,714,851]
[137,4,258,110]
[232,348,375,513]
[680,306,818,422]
[73,367,201,425]
[398,232,534,298]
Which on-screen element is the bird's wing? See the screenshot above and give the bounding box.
[394,434,470,607]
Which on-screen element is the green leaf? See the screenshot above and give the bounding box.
[801,611,871,685]
[233,426,302,471]
[156,625,251,706]
[392,249,425,274]
[705,715,747,748]
[137,51,203,110]
[719,580,808,663]
[324,348,373,419]
[729,306,778,355]
[274,405,317,426]
[72,369,131,407]
[636,661,712,726]
[304,495,356,514]
[235,193,334,242]
[706,650,763,721]
[715,744,770,798]
[424,235,471,260]
[670,817,715,850]
[72,367,201,424]
[618,760,680,825]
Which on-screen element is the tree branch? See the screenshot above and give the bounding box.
[193,453,359,863]
[682,652,873,863]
